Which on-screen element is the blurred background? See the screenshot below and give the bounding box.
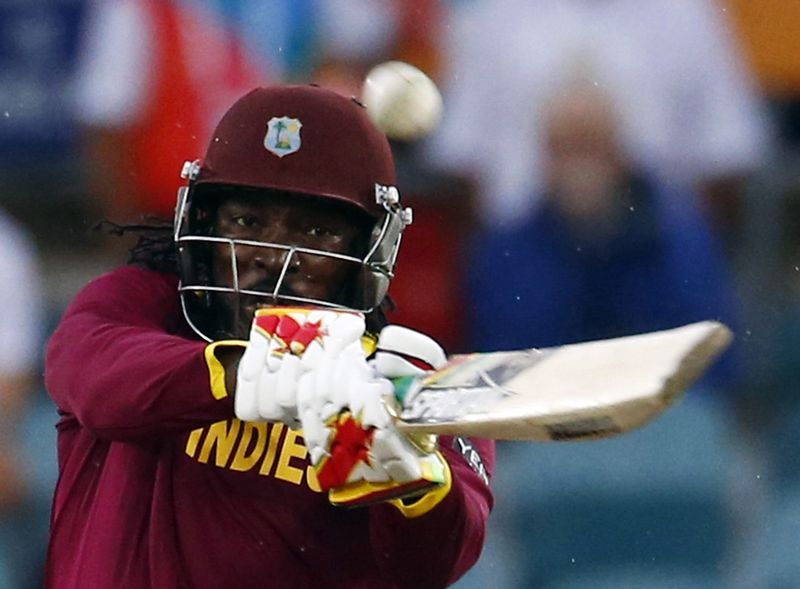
[1,0,799,587]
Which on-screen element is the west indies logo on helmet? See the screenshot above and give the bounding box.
[263,116,302,157]
[174,85,413,342]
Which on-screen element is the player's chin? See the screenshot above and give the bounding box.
[235,281,345,325]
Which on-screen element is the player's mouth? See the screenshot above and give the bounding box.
[239,281,308,316]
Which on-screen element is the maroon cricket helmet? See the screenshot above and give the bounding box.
[194,85,396,218]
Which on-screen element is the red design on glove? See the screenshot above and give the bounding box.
[253,313,278,333]
[290,322,324,354]
[253,313,325,355]
[316,414,375,491]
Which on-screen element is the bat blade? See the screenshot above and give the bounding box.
[395,321,732,441]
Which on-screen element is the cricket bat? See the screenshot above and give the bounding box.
[394,321,732,442]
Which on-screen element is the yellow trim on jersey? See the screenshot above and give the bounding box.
[389,453,452,518]
[204,340,247,400]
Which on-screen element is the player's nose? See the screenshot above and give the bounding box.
[250,245,290,275]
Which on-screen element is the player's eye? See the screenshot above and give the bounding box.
[306,225,336,238]
[233,215,259,229]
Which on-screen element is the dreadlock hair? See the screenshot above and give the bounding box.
[95,217,178,274]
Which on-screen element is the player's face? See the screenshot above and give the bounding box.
[210,192,368,336]
[542,90,624,223]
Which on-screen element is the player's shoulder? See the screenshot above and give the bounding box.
[91,264,177,289]
[55,265,186,335]
[74,265,179,307]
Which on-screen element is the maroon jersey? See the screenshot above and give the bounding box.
[44,266,494,588]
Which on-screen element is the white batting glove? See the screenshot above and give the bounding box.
[373,324,447,377]
[234,308,366,428]
[299,325,450,506]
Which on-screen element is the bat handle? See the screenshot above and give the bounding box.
[384,376,437,452]
[389,375,423,407]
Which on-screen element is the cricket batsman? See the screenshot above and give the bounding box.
[44,85,494,588]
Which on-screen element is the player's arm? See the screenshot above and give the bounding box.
[45,267,240,440]
[367,435,494,588]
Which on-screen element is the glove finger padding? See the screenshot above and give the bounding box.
[373,325,448,378]
[234,327,269,422]
[234,307,366,427]
[315,312,368,358]
[233,375,260,423]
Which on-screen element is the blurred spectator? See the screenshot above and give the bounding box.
[465,75,739,369]
[74,0,272,222]
[457,75,740,588]
[431,0,770,246]
[0,209,45,588]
